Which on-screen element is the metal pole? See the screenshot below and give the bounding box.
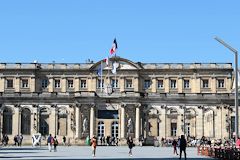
[214,36,239,139]
[235,51,239,139]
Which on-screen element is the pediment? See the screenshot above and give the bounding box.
[90,56,142,71]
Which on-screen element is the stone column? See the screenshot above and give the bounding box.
[159,105,167,138]
[90,105,95,137]
[12,105,20,135]
[214,106,222,139]
[120,104,125,138]
[75,105,80,138]
[31,105,38,135]
[196,106,204,139]
[49,105,56,136]
[135,104,140,139]
[178,106,184,136]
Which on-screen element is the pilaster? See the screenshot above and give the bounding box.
[15,77,20,92]
[0,77,5,92]
[151,77,157,93]
[49,77,54,92]
[211,77,216,93]
[164,77,169,93]
[30,77,36,92]
[61,77,66,92]
[134,77,139,92]
[178,77,183,93]
[120,77,125,92]
[74,77,80,92]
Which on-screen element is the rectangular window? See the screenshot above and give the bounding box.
[144,80,151,89]
[202,79,209,88]
[218,79,224,88]
[184,80,190,89]
[68,80,74,88]
[21,79,29,88]
[54,79,61,88]
[41,79,48,88]
[126,79,132,88]
[171,123,177,136]
[157,80,164,89]
[80,80,87,88]
[6,79,13,88]
[170,80,177,89]
[111,79,118,88]
[97,79,104,88]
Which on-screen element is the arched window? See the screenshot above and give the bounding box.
[3,108,13,134]
[111,121,118,138]
[97,121,104,138]
[39,108,49,136]
[21,108,31,135]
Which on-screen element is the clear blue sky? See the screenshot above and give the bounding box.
[0,0,239,64]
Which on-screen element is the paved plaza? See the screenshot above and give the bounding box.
[0,146,213,160]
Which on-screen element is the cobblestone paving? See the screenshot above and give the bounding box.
[0,146,213,159]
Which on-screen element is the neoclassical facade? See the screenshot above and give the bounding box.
[0,56,238,144]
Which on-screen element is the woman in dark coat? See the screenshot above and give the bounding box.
[179,135,187,160]
[127,136,134,156]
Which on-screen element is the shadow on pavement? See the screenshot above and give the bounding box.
[0,158,212,160]
[0,147,47,150]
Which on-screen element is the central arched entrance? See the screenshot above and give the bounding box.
[39,107,49,136]
[21,108,31,135]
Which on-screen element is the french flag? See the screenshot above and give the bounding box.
[110,38,118,55]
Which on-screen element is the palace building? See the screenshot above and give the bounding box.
[0,56,238,144]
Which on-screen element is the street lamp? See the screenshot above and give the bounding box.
[214,36,239,140]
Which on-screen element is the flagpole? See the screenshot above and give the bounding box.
[100,61,103,92]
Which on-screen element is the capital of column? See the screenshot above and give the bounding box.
[121,103,127,108]
[161,104,167,109]
[134,103,141,108]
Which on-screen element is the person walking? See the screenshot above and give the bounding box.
[236,137,240,148]
[172,139,179,155]
[53,136,58,152]
[179,135,187,160]
[127,136,134,156]
[47,134,53,152]
[62,136,66,146]
[91,135,97,157]
[19,134,23,147]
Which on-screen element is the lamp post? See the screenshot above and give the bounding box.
[214,36,239,140]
